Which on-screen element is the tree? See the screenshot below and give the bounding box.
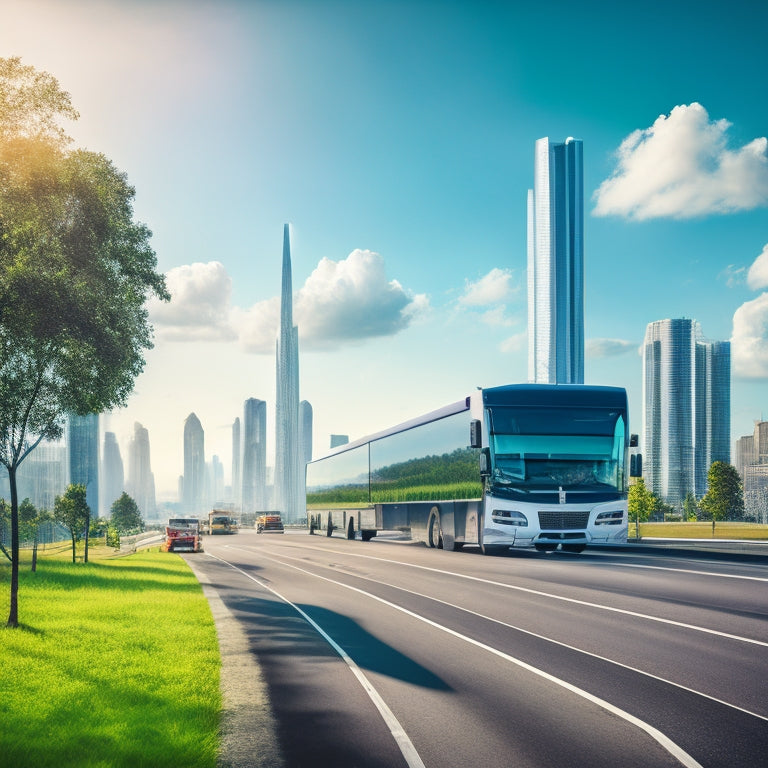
[110,492,144,535]
[1,58,169,627]
[628,478,657,536]
[53,484,90,563]
[18,497,51,572]
[700,461,744,534]
[683,491,698,522]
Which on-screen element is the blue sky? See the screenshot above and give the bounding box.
[4,0,767,496]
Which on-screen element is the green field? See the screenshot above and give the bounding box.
[0,545,220,768]
[629,521,768,540]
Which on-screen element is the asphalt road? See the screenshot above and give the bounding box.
[186,530,768,768]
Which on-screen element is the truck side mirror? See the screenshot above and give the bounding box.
[470,419,482,449]
[630,453,643,477]
[630,433,639,447]
[479,447,491,478]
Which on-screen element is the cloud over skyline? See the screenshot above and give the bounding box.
[149,261,237,342]
[593,103,768,220]
[732,244,768,378]
[153,251,429,354]
[586,338,638,358]
[747,244,768,291]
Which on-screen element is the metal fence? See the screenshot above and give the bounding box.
[0,519,72,549]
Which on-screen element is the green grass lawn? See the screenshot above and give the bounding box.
[0,546,220,768]
[629,521,768,540]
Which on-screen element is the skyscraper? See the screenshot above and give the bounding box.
[126,422,156,519]
[527,136,584,384]
[101,431,124,516]
[68,413,99,515]
[643,318,730,507]
[183,413,205,513]
[299,399,313,509]
[231,417,241,508]
[275,224,302,522]
[242,398,267,514]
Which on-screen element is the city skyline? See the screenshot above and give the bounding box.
[2,1,767,496]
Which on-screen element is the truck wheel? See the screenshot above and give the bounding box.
[427,508,443,549]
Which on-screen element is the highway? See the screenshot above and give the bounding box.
[189,529,768,768]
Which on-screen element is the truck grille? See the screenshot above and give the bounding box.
[538,510,590,530]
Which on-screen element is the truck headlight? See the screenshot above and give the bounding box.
[595,510,624,525]
[492,509,528,526]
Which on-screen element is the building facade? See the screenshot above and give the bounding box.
[241,398,267,514]
[101,431,124,516]
[68,413,100,516]
[527,136,584,384]
[126,422,156,520]
[182,412,205,513]
[642,318,730,508]
[736,420,768,523]
[231,417,241,508]
[274,224,303,522]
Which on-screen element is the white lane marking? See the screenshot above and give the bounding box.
[266,549,768,724]
[598,562,768,582]
[235,548,703,768]
[253,541,768,648]
[203,552,426,768]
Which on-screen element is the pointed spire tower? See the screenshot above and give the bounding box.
[275,224,301,521]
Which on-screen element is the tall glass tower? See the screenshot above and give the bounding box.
[231,417,241,508]
[275,224,302,522]
[101,431,124,516]
[68,413,99,516]
[643,319,730,507]
[527,136,584,384]
[126,422,156,520]
[183,413,205,513]
[242,398,267,514]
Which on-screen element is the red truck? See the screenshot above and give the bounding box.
[161,518,203,553]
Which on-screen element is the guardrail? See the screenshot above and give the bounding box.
[118,531,165,553]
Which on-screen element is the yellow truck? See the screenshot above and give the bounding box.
[208,511,236,535]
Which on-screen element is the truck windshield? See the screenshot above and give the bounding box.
[487,406,626,492]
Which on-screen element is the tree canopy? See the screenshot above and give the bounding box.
[1,57,169,627]
[628,478,657,525]
[110,492,144,535]
[53,484,91,563]
[700,461,744,531]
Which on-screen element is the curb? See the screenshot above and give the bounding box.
[185,556,285,768]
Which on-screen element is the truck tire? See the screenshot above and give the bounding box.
[427,508,443,549]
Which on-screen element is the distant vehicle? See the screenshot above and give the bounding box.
[256,514,284,534]
[306,384,639,554]
[208,511,236,534]
[161,518,203,552]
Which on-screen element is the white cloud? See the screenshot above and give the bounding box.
[593,103,768,220]
[150,261,237,342]
[239,249,429,353]
[731,292,768,378]
[459,268,515,306]
[500,331,526,354]
[747,244,768,291]
[586,338,638,358]
[719,264,746,288]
